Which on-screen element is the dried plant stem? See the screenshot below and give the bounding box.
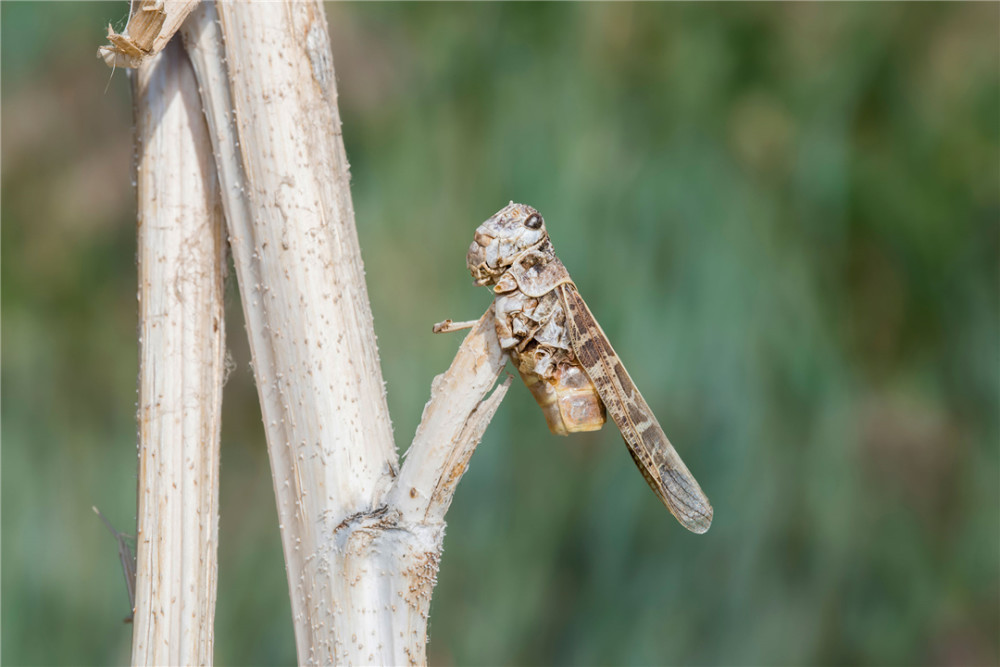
[98,0,198,68]
[121,2,512,664]
[132,38,225,666]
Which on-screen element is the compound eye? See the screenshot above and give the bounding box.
[524,213,543,230]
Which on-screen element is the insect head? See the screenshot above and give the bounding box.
[467,202,548,286]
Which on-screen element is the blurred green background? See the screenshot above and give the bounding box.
[2,3,997,665]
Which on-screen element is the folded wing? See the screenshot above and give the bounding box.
[560,285,713,533]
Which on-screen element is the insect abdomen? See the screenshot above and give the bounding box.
[518,362,606,436]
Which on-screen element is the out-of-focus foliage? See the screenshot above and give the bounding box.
[2,3,997,665]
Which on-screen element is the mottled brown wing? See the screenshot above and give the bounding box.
[559,284,713,533]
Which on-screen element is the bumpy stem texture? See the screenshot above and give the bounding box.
[132,38,225,666]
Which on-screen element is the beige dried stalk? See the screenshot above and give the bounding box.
[132,37,226,666]
[98,0,198,68]
[118,2,511,664]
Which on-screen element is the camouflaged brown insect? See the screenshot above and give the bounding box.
[466,202,713,534]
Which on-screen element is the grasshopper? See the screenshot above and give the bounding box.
[446,202,712,533]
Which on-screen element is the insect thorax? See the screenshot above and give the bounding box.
[493,274,606,436]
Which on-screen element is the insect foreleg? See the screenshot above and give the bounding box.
[431,319,480,334]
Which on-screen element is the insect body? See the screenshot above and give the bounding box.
[466,202,713,533]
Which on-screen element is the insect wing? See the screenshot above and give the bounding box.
[560,285,713,533]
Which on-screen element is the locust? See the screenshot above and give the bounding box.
[441,202,713,533]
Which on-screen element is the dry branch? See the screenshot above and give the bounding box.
[132,37,225,665]
[390,308,511,525]
[119,2,514,663]
[99,0,199,68]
